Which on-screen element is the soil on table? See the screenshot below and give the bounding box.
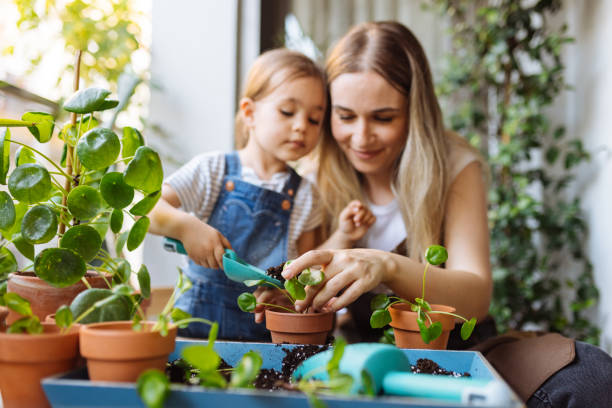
[411,358,471,377]
[265,262,286,284]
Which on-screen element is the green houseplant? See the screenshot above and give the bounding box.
[369,245,476,349]
[237,264,333,344]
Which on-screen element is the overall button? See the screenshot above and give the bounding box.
[281,199,291,210]
[288,188,294,196]
[225,180,235,191]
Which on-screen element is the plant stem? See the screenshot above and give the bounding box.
[258,302,298,314]
[421,263,429,300]
[80,276,92,289]
[7,140,71,179]
[428,310,468,322]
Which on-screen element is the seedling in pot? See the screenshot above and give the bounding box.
[237,262,325,314]
[369,245,477,344]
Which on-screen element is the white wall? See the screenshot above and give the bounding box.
[564,0,612,351]
[144,0,240,287]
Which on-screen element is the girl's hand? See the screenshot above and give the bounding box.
[252,286,296,323]
[180,220,231,269]
[281,248,392,312]
[337,200,376,243]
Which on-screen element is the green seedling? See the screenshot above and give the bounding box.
[369,245,477,344]
[237,262,324,314]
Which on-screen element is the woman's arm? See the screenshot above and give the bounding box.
[283,162,492,320]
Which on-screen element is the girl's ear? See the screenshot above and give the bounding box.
[240,97,255,127]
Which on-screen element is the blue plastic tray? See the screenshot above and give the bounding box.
[42,339,522,408]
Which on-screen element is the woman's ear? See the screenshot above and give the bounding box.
[240,97,255,127]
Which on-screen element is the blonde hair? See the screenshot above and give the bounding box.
[318,21,481,260]
[234,48,326,149]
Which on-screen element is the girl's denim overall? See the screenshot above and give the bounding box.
[175,152,301,340]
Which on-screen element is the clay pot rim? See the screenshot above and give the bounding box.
[264,309,335,318]
[9,271,112,280]
[389,303,456,313]
[0,322,80,339]
[80,320,177,337]
[388,303,457,331]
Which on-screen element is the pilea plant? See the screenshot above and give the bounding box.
[0,86,163,304]
[369,245,477,344]
[237,262,325,314]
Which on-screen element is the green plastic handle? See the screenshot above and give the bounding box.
[163,237,186,254]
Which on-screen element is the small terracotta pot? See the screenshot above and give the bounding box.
[6,271,111,325]
[80,321,177,382]
[265,310,334,344]
[0,323,80,408]
[389,303,456,349]
[0,306,8,331]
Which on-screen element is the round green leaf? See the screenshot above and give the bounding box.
[122,126,144,159]
[12,233,34,261]
[424,245,448,266]
[127,216,150,251]
[137,265,151,299]
[182,345,220,372]
[130,190,161,216]
[4,292,32,316]
[370,309,392,329]
[1,127,10,184]
[21,204,58,244]
[58,115,99,147]
[70,288,132,323]
[123,146,163,194]
[0,247,17,279]
[15,146,36,166]
[284,277,306,301]
[461,317,477,340]
[8,163,52,204]
[60,225,102,262]
[370,294,391,311]
[67,185,104,220]
[297,268,324,286]
[237,292,256,312]
[22,112,54,143]
[76,127,120,170]
[230,351,263,388]
[34,247,87,288]
[0,191,15,230]
[2,202,27,239]
[137,369,170,408]
[110,208,124,233]
[63,87,117,114]
[55,305,74,329]
[100,172,134,209]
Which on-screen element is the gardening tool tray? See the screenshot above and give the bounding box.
[42,340,522,407]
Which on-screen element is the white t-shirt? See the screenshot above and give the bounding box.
[165,151,322,259]
[357,138,479,252]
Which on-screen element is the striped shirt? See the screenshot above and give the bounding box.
[165,151,322,259]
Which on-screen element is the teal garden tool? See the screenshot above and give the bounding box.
[163,237,281,286]
[293,343,511,406]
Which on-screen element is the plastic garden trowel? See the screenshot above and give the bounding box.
[293,343,512,406]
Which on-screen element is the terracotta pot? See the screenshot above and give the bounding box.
[0,323,80,408]
[80,321,177,382]
[265,310,334,344]
[389,303,456,349]
[0,306,8,331]
[6,271,111,325]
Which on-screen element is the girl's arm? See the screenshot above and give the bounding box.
[283,162,492,320]
[316,200,376,250]
[148,184,231,269]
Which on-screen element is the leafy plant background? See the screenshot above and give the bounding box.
[431,0,600,344]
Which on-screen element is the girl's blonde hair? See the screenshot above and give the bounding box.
[318,21,481,260]
[235,48,326,149]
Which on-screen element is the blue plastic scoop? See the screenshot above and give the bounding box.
[293,343,511,405]
[163,237,281,286]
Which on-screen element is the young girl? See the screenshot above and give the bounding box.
[148,49,374,341]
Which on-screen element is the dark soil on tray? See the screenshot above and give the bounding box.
[265,262,286,284]
[411,358,471,377]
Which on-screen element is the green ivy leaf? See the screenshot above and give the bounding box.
[21,112,54,143]
[136,370,170,408]
[127,216,150,251]
[369,309,391,329]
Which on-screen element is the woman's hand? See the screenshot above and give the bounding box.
[281,248,394,312]
[252,286,296,323]
[180,219,231,269]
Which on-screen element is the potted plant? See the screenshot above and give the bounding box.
[369,245,477,349]
[237,264,333,344]
[0,83,163,324]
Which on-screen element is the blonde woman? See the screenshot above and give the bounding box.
[280,21,612,407]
